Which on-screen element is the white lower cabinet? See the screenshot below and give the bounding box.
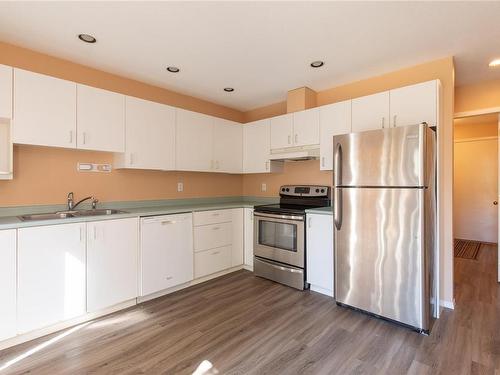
[17,223,86,333]
[140,213,194,296]
[0,229,16,341]
[243,208,254,269]
[194,246,232,278]
[87,218,138,312]
[231,209,244,267]
[306,213,334,297]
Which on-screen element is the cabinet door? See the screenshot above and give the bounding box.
[231,208,244,267]
[243,208,254,268]
[390,80,438,128]
[194,246,232,278]
[0,64,12,119]
[306,214,334,297]
[77,84,125,152]
[270,113,293,149]
[243,119,272,173]
[293,108,320,146]
[118,96,175,170]
[351,91,389,133]
[319,101,351,170]
[140,214,193,296]
[213,118,242,173]
[176,109,214,171]
[0,229,16,341]
[18,223,86,333]
[87,218,138,312]
[13,69,77,148]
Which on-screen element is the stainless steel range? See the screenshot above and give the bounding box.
[253,185,331,290]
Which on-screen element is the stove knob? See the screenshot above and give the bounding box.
[315,188,320,193]
[285,188,290,192]
[321,189,325,193]
[281,188,285,192]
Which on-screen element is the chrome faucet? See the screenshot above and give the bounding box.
[67,192,98,211]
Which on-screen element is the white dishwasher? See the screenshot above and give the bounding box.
[140,213,194,296]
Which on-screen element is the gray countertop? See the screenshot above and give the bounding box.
[305,206,333,215]
[0,196,278,230]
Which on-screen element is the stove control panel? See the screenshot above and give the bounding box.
[279,185,330,197]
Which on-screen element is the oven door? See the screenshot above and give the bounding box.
[254,212,305,268]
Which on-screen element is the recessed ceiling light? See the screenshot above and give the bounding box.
[166,66,180,73]
[310,61,324,68]
[78,34,96,43]
[223,87,235,92]
[489,59,500,67]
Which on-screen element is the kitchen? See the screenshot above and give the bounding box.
[0,2,499,374]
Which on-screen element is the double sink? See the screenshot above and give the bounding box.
[19,209,127,222]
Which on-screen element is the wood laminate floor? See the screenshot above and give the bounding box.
[1,245,499,375]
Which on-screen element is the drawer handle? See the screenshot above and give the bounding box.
[212,213,220,216]
[166,276,173,280]
[212,251,220,255]
[161,220,176,225]
[212,226,220,230]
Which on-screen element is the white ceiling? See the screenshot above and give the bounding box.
[1,1,500,111]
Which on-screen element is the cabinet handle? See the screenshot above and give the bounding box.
[211,160,214,170]
[308,217,312,228]
[129,153,134,165]
[321,157,325,167]
[295,134,298,144]
[212,251,220,255]
[288,135,291,144]
[216,160,220,170]
[212,226,220,231]
[265,161,269,171]
[161,220,176,225]
[93,226,97,240]
[381,117,385,128]
[166,276,173,280]
[69,130,73,144]
[212,212,220,216]
[393,115,397,127]
[82,132,87,145]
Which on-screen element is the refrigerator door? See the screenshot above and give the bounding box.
[334,187,426,329]
[333,124,426,188]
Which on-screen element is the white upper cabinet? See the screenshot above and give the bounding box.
[76,84,125,152]
[176,109,214,172]
[270,113,294,149]
[390,80,439,128]
[87,218,138,313]
[351,91,390,133]
[0,229,16,341]
[0,65,12,119]
[116,96,175,170]
[13,68,77,148]
[213,118,243,173]
[243,119,283,174]
[293,108,320,147]
[319,100,351,170]
[17,223,86,333]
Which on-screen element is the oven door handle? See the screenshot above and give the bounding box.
[254,212,305,221]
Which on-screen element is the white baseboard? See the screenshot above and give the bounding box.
[0,299,136,351]
[440,299,455,310]
[310,285,334,297]
[243,264,253,272]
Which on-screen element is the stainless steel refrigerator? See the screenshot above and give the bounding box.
[333,123,437,333]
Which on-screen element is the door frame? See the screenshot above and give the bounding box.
[454,109,500,282]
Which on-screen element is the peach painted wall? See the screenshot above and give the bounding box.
[0,42,245,207]
[244,57,455,306]
[455,78,500,114]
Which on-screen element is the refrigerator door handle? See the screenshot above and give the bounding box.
[334,142,343,230]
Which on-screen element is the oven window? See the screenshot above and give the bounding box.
[258,220,297,252]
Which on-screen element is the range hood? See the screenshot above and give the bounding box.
[269,146,320,161]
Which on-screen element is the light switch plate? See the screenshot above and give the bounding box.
[177,182,184,192]
[261,183,267,192]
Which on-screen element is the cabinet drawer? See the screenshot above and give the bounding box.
[194,222,232,252]
[194,246,231,278]
[193,209,232,226]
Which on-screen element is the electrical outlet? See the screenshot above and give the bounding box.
[177,182,184,192]
[261,183,267,192]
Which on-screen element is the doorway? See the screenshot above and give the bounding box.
[453,113,499,280]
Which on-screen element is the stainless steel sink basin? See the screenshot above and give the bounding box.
[19,209,127,221]
[74,209,126,217]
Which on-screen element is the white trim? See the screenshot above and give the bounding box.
[243,264,253,272]
[454,136,498,143]
[454,107,500,118]
[440,299,455,310]
[310,285,334,297]
[0,299,136,351]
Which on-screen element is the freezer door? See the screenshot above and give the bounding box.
[334,187,426,329]
[333,124,426,187]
